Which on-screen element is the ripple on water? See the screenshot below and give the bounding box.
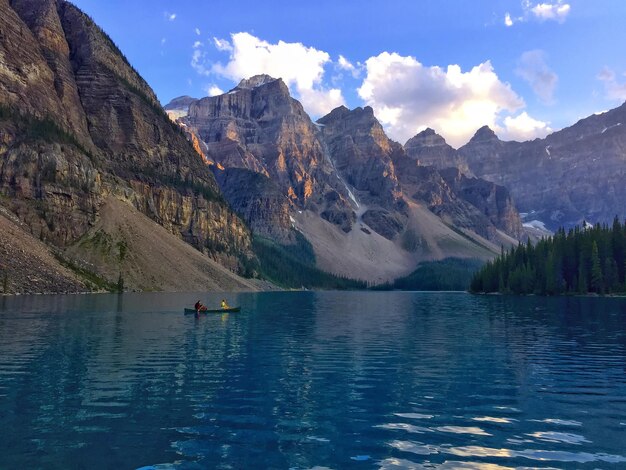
[530,418,583,426]
[434,426,491,436]
[445,445,626,464]
[525,431,590,444]
[376,423,432,434]
[378,457,558,469]
[471,416,516,424]
[393,413,435,420]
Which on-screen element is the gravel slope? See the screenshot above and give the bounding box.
[0,206,86,294]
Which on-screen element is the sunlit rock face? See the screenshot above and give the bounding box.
[181,75,355,236]
[404,128,470,174]
[0,0,254,272]
[173,76,525,244]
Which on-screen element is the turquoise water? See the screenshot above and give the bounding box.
[0,292,625,469]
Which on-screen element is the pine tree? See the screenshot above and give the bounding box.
[604,258,618,293]
[545,251,556,295]
[590,241,604,294]
[578,262,587,294]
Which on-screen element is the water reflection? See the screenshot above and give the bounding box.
[0,292,625,468]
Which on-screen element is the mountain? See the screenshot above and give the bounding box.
[404,128,469,174]
[408,106,626,231]
[183,75,355,239]
[0,0,257,292]
[171,78,525,283]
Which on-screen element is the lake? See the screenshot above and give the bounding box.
[0,291,625,469]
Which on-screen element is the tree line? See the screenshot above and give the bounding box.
[470,218,626,295]
[373,258,483,291]
[253,234,366,290]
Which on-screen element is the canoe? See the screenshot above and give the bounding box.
[184,307,241,314]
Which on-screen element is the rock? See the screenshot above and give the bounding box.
[406,105,626,231]
[438,167,523,239]
[212,167,295,243]
[404,128,470,174]
[0,0,255,287]
[183,74,355,233]
[317,106,403,207]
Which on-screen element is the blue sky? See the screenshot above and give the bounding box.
[71,0,626,147]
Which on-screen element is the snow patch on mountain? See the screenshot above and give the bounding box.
[523,219,548,231]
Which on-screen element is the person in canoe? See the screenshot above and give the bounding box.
[221,298,230,310]
[194,300,208,312]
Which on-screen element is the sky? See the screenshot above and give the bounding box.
[71,0,626,148]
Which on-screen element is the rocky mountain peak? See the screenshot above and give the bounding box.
[164,95,198,110]
[235,74,280,90]
[317,105,350,124]
[317,105,403,212]
[403,127,466,170]
[469,125,499,143]
[405,128,448,149]
[318,105,383,136]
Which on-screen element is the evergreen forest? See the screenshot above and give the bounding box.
[470,218,626,295]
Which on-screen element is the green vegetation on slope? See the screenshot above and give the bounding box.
[0,105,93,158]
[253,232,366,289]
[470,218,626,295]
[53,254,117,292]
[374,258,484,291]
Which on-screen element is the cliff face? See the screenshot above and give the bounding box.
[0,0,254,287]
[438,167,523,239]
[391,148,522,242]
[212,167,295,243]
[458,112,626,230]
[171,79,524,246]
[183,75,355,235]
[316,105,408,239]
[406,106,626,231]
[404,128,469,174]
[317,106,403,206]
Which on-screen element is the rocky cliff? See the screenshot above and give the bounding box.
[404,128,469,174]
[168,79,525,284]
[459,110,626,230]
[0,0,256,291]
[316,105,408,239]
[405,105,626,231]
[182,75,355,235]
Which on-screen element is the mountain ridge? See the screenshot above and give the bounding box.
[169,75,524,282]
[409,105,626,230]
[0,0,258,292]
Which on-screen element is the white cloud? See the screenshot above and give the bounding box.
[161,38,167,46]
[164,12,176,21]
[206,85,224,97]
[209,32,345,117]
[598,67,626,101]
[506,1,571,26]
[357,52,528,147]
[337,55,362,79]
[298,88,345,117]
[530,2,571,22]
[195,28,201,36]
[193,41,203,49]
[516,50,558,104]
[213,37,234,53]
[191,49,210,76]
[338,55,354,71]
[501,112,552,141]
